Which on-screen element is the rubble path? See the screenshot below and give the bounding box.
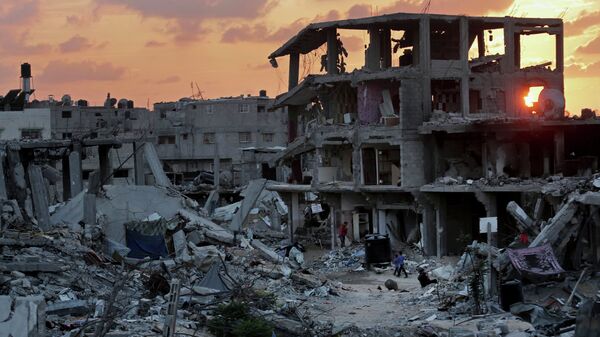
[307,268,426,333]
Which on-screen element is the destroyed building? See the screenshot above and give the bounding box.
[153,92,288,186]
[48,94,152,185]
[265,12,600,257]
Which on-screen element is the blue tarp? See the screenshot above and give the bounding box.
[125,229,168,259]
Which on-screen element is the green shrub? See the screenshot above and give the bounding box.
[232,318,273,337]
[207,301,273,337]
[207,302,250,337]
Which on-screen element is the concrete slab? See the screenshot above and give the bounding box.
[0,295,46,337]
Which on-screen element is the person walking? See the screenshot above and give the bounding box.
[393,251,408,278]
[338,222,348,248]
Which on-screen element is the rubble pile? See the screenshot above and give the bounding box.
[0,178,350,336]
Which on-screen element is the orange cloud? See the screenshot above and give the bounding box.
[59,35,94,53]
[576,35,600,54]
[565,10,600,36]
[156,75,181,84]
[221,10,340,43]
[94,0,279,43]
[146,40,166,48]
[39,60,125,83]
[565,61,600,77]
[0,1,40,26]
[362,0,515,16]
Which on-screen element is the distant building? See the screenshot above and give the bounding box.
[49,94,152,184]
[0,63,51,140]
[152,91,288,186]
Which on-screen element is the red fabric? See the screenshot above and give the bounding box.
[519,233,529,245]
[338,225,348,237]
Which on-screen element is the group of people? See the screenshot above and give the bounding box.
[394,251,438,288]
[338,222,437,288]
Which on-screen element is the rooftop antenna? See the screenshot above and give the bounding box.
[559,8,568,19]
[195,82,204,100]
[422,0,432,13]
[507,3,519,17]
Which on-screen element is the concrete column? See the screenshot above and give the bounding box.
[371,207,378,234]
[477,31,485,58]
[419,17,431,72]
[514,32,521,69]
[502,20,516,73]
[381,29,392,69]
[543,147,551,176]
[61,156,71,200]
[27,165,50,230]
[133,142,145,185]
[312,147,322,186]
[68,151,83,196]
[289,53,300,90]
[460,17,470,116]
[326,29,338,75]
[419,18,432,119]
[0,150,7,200]
[330,206,336,249]
[98,145,112,185]
[83,193,96,226]
[288,106,300,142]
[422,202,437,256]
[436,196,447,257]
[290,192,301,240]
[213,137,220,189]
[352,138,362,189]
[378,209,387,235]
[554,129,565,174]
[366,28,382,70]
[555,25,564,72]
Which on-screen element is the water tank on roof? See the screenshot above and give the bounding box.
[127,100,134,109]
[259,89,267,97]
[77,99,88,107]
[20,63,31,78]
[118,98,129,109]
[61,94,72,106]
[538,88,565,119]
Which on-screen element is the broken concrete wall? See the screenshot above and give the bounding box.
[0,296,45,337]
[357,81,399,125]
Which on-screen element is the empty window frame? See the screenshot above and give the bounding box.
[239,132,252,143]
[158,135,176,144]
[263,133,274,142]
[21,129,42,139]
[203,133,215,144]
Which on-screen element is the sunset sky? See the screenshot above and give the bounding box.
[1,0,599,113]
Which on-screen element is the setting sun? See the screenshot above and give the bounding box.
[524,86,545,108]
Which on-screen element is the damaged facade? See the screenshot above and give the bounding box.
[264,12,600,259]
[153,92,288,186]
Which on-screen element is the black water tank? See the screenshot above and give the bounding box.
[259,89,267,97]
[500,280,524,311]
[21,63,31,78]
[364,234,391,264]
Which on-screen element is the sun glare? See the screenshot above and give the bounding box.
[524,86,544,108]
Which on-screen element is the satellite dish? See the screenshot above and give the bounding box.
[538,88,565,119]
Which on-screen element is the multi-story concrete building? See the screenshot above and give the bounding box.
[266,12,600,257]
[152,92,288,186]
[49,94,151,185]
